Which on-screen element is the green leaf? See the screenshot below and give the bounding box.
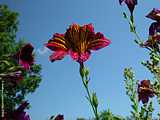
[92,92,98,108]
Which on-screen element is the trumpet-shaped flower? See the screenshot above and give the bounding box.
[119,0,137,15]
[146,8,160,22]
[46,23,111,63]
[12,101,31,120]
[15,43,34,70]
[142,9,160,52]
[138,80,155,104]
[148,22,160,37]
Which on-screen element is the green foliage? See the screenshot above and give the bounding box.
[99,110,124,120]
[124,68,140,120]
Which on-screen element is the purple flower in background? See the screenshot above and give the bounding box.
[146,9,160,39]
[119,0,137,15]
[148,22,160,36]
[12,101,31,120]
[142,35,160,52]
[146,8,160,22]
[142,9,160,52]
[138,80,155,104]
[15,43,34,70]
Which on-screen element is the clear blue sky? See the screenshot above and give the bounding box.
[1,0,160,120]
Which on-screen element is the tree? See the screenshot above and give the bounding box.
[0,4,42,120]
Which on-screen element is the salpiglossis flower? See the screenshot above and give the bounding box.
[138,80,155,104]
[146,8,160,37]
[146,8,160,22]
[142,9,160,52]
[119,0,137,15]
[14,43,34,70]
[46,23,111,63]
[12,101,31,120]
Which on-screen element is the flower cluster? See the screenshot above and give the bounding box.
[46,23,111,63]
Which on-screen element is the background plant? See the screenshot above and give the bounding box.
[0,5,42,120]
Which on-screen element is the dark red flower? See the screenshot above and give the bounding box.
[142,13,160,52]
[146,8,160,22]
[15,43,34,70]
[146,9,160,40]
[138,80,155,104]
[119,0,137,15]
[46,23,111,63]
[54,114,64,120]
[148,22,160,36]
[12,101,31,120]
[142,35,160,52]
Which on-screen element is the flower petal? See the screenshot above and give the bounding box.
[82,23,94,32]
[49,50,68,62]
[46,33,68,51]
[146,8,160,21]
[89,32,111,50]
[14,43,34,70]
[119,0,124,5]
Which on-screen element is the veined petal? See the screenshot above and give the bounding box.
[46,33,68,51]
[46,42,68,51]
[49,50,68,62]
[89,38,111,50]
[146,8,160,21]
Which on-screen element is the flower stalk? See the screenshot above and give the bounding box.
[79,62,99,120]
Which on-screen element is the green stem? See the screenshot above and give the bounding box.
[79,63,99,120]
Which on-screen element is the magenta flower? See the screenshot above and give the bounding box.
[119,0,137,15]
[54,114,64,120]
[12,101,31,120]
[138,80,155,104]
[46,23,111,63]
[15,43,34,70]
[146,8,160,22]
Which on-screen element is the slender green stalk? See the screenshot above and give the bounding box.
[79,63,99,120]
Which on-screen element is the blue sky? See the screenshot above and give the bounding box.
[1,0,160,120]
